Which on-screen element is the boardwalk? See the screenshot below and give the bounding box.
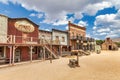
[0,49,120,80]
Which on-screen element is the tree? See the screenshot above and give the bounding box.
[115,42,120,47]
[96,40,104,45]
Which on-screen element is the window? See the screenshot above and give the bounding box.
[62,37,65,42]
[0,47,4,58]
[55,36,59,41]
[29,47,37,54]
[32,47,37,54]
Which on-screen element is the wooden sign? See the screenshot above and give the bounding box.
[14,20,35,33]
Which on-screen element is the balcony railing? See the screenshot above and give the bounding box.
[70,36,95,42]
[52,40,60,45]
[0,35,39,44]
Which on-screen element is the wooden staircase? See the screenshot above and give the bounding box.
[43,40,59,59]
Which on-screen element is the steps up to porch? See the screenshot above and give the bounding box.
[44,45,59,59]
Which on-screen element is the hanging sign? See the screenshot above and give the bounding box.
[14,20,35,33]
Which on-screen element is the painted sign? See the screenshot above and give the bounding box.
[14,20,35,33]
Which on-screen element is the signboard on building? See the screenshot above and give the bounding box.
[14,20,35,33]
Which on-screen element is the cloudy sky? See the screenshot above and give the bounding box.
[0,0,120,40]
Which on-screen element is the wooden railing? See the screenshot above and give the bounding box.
[44,39,59,58]
[0,35,39,44]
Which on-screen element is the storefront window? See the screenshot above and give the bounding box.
[62,37,65,42]
[0,47,4,58]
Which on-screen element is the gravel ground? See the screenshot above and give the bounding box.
[0,49,120,80]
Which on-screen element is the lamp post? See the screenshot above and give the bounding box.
[76,40,79,50]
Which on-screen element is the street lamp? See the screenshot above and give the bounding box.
[76,40,79,50]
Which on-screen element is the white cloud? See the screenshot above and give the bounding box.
[65,26,68,30]
[86,34,91,38]
[83,1,113,15]
[1,0,113,25]
[45,29,50,31]
[106,34,119,38]
[93,26,97,30]
[99,32,107,36]
[97,28,110,33]
[94,37,100,40]
[74,12,83,19]
[0,0,9,4]
[93,10,120,39]
[53,16,68,26]
[78,21,88,27]
[29,13,43,18]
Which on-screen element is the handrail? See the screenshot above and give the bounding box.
[44,39,59,57]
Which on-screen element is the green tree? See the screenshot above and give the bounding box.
[96,40,104,45]
[115,42,120,47]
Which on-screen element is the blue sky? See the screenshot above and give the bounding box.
[0,0,120,40]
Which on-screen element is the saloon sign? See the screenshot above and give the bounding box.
[14,20,35,33]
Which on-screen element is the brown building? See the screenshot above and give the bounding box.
[0,14,43,65]
[102,38,118,50]
[68,21,95,51]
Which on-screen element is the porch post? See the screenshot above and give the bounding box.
[30,46,33,62]
[60,45,62,56]
[13,35,15,43]
[9,46,12,65]
[43,46,45,60]
[12,46,15,65]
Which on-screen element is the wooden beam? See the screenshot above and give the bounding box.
[30,46,33,62]
[43,47,45,60]
[12,46,15,65]
[9,46,12,65]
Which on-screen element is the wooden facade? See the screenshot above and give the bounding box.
[102,38,118,50]
[52,29,69,56]
[68,21,95,51]
[0,14,95,65]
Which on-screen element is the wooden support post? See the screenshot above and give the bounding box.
[50,42,52,63]
[13,35,15,43]
[12,46,15,65]
[43,47,45,60]
[77,52,80,67]
[30,46,33,62]
[9,46,12,65]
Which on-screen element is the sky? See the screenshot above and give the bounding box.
[0,0,120,40]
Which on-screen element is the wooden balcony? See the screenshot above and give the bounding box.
[0,35,40,46]
[52,40,60,45]
[70,36,95,42]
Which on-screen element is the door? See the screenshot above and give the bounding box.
[109,45,112,50]
[15,49,21,62]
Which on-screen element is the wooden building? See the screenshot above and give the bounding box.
[102,38,118,50]
[0,14,42,64]
[39,30,52,44]
[68,21,95,51]
[0,14,96,65]
[0,14,58,65]
[52,29,68,56]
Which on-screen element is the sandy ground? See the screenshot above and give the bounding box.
[0,49,120,80]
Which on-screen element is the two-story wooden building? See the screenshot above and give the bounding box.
[52,29,68,56]
[0,14,45,65]
[68,21,95,51]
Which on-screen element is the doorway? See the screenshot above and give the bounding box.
[15,49,21,62]
[109,45,112,50]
